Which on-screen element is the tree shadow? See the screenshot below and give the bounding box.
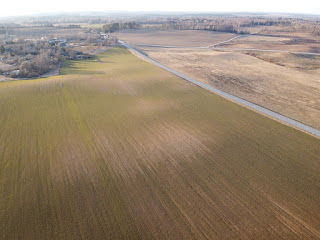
[60,58,107,75]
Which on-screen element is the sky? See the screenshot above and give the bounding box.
[0,0,319,17]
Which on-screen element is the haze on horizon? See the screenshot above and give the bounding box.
[0,0,320,17]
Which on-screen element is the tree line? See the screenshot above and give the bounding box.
[100,17,320,36]
[102,22,138,33]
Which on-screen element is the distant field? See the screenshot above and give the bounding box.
[137,46,320,130]
[221,34,320,53]
[80,24,104,29]
[140,24,162,28]
[112,29,320,53]
[246,26,320,41]
[10,26,91,39]
[112,29,238,47]
[1,48,320,239]
[244,51,320,69]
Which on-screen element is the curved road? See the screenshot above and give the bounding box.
[119,40,320,138]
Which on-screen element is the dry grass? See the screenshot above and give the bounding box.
[112,29,238,47]
[244,51,320,69]
[222,34,320,53]
[0,47,320,239]
[138,47,320,130]
[253,27,320,41]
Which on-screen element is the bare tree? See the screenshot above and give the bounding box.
[33,52,51,74]
[19,61,34,77]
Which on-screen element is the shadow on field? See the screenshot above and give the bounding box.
[296,54,316,59]
[59,55,114,75]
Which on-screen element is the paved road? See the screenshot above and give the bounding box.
[120,40,320,138]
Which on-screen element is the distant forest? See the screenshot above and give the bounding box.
[101,16,320,35]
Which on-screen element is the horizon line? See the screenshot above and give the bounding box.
[1,10,320,19]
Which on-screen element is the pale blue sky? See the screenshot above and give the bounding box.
[1,0,319,17]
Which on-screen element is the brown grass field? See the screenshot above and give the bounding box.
[137,47,320,130]
[1,47,320,239]
[221,34,320,53]
[243,51,320,69]
[112,29,320,53]
[112,29,237,47]
[244,26,320,41]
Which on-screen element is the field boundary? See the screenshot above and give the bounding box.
[120,40,320,138]
[214,47,320,56]
[126,44,320,56]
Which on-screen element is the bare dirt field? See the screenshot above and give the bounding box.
[1,48,320,239]
[221,34,320,53]
[137,47,320,129]
[244,51,320,69]
[237,25,320,41]
[254,27,320,41]
[112,29,238,47]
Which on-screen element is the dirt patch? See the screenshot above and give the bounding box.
[141,123,210,159]
[52,139,98,183]
[111,78,139,95]
[131,98,181,115]
[94,122,209,181]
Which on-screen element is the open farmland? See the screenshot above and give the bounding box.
[137,47,320,130]
[242,26,320,42]
[243,51,320,69]
[112,29,238,47]
[219,34,320,53]
[1,47,320,239]
[111,29,320,53]
[3,26,94,39]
